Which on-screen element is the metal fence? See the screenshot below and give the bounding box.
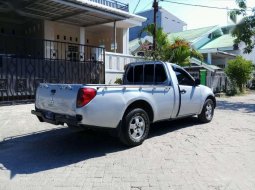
[207,74,228,93]
[0,34,105,105]
[188,70,229,93]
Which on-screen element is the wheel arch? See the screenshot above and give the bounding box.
[123,100,154,122]
[206,95,216,108]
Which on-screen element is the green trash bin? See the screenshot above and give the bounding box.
[200,70,207,85]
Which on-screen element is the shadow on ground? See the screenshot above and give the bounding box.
[0,117,200,179]
[216,100,255,113]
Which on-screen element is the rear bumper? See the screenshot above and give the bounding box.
[31,109,82,126]
[31,109,122,137]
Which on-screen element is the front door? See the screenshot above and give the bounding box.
[173,67,202,117]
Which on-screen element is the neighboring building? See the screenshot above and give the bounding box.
[168,25,236,69]
[129,7,187,41]
[129,25,255,92]
[0,0,146,104]
[130,25,255,68]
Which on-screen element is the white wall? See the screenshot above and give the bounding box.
[160,8,187,33]
[239,42,255,65]
[105,52,145,84]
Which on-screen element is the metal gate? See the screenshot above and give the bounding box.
[0,34,105,105]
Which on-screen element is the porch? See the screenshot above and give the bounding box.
[0,34,105,104]
[0,0,145,104]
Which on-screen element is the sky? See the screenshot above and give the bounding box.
[119,0,255,29]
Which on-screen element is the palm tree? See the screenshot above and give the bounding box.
[166,38,203,66]
[138,24,169,60]
[138,24,203,65]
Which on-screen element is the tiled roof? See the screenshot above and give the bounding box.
[167,25,219,43]
[199,34,235,50]
[129,25,220,53]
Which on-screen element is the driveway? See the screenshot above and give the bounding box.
[0,93,255,190]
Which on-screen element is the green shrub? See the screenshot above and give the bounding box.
[225,56,253,94]
[114,78,122,84]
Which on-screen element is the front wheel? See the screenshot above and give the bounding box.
[198,99,214,123]
[119,108,150,146]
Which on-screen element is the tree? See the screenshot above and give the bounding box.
[165,38,203,66]
[230,0,255,53]
[138,24,169,60]
[225,56,253,92]
[138,24,203,65]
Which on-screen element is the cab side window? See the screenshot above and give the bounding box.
[126,66,134,83]
[173,67,194,86]
[155,64,167,83]
[134,65,143,84]
[125,63,169,85]
[144,64,154,84]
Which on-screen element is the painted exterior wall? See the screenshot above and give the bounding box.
[212,58,228,68]
[44,20,126,54]
[129,9,161,41]
[239,42,255,65]
[129,8,186,41]
[0,20,44,38]
[105,52,145,84]
[86,28,124,53]
[160,8,186,34]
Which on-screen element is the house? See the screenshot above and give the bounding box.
[129,25,255,92]
[130,25,255,67]
[129,7,187,41]
[0,0,146,104]
[168,25,255,68]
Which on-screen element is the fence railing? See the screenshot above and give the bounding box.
[89,0,129,12]
[0,34,105,104]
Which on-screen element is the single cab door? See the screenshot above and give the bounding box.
[173,67,202,117]
[124,62,175,121]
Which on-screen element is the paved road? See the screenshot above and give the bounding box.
[0,94,255,190]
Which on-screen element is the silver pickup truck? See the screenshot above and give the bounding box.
[32,61,216,146]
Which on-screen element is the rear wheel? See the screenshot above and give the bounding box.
[119,108,150,146]
[198,99,214,123]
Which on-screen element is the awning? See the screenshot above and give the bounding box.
[190,58,222,72]
[0,0,137,26]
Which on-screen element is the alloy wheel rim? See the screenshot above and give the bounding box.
[128,115,145,141]
[205,103,213,120]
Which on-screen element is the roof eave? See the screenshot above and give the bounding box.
[192,25,221,44]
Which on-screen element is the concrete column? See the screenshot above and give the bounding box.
[44,20,55,40]
[44,20,55,59]
[207,53,212,64]
[122,28,129,54]
[80,27,85,61]
[80,27,85,44]
[113,21,116,53]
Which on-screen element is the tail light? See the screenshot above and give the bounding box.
[76,88,97,108]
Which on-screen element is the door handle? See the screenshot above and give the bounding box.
[180,89,186,94]
[164,87,171,91]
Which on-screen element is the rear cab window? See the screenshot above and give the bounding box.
[124,62,169,85]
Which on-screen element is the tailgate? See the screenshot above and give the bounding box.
[35,84,83,115]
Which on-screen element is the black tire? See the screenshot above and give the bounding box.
[198,99,214,123]
[119,108,150,146]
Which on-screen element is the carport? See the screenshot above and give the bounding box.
[0,0,134,104]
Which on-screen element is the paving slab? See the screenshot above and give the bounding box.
[0,93,255,190]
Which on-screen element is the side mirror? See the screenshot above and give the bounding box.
[194,78,200,86]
